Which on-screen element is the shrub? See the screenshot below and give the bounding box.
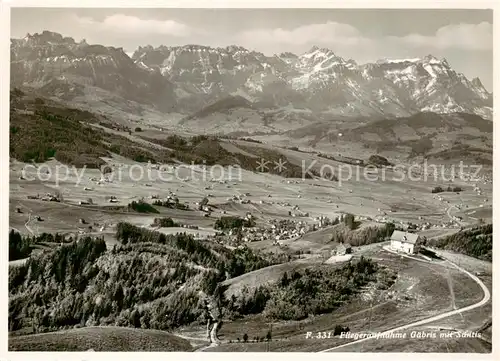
[333,325,350,336]
[151,217,179,228]
[127,200,159,213]
[214,216,255,230]
[368,155,392,167]
[432,185,462,193]
[152,199,190,210]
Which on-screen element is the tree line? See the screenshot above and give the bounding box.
[330,221,396,246]
[423,224,492,261]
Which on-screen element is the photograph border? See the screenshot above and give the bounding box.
[1,1,498,361]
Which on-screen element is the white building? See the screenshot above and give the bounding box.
[390,231,421,254]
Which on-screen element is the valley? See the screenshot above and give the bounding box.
[7,22,493,354]
[8,93,492,352]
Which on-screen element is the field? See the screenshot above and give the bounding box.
[9,133,492,243]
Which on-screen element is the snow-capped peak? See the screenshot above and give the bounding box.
[376,57,421,64]
[9,31,493,120]
[302,46,336,59]
[375,55,449,67]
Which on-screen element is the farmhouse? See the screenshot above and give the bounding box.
[390,231,421,254]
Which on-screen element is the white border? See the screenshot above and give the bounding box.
[1,1,498,361]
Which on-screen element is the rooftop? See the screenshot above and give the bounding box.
[390,230,420,244]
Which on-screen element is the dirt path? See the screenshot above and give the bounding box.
[318,246,491,352]
[25,213,35,236]
[446,205,467,226]
[194,322,222,352]
[445,267,457,310]
[172,333,211,351]
[196,343,218,352]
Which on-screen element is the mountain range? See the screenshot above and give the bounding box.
[10,31,493,122]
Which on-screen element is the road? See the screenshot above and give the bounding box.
[446,204,468,227]
[446,205,456,220]
[318,246,491,352]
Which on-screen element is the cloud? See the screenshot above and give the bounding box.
[240,21,362,47]
[69,15,492,54]
[390,22,492,51]
[236,21,493,54]
[75,14,194,37]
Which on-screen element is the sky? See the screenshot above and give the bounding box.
[11,8,493,91]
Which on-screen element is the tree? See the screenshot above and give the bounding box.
[134,127,142,132]
[112,284,125,308]
[344,213,357,230]
[266,330,272,342]
[280,272,290,287]
[130,309,141,328]
[368,154,391,167]
[9,230,32,261]
[333,325,350,336]
[432,186,444,193]
[55,189,64,201]
[333,325,343,336]
[243,333,248,343]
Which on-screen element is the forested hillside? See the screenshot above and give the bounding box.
[424,224,492,261]
[8,225,287,334]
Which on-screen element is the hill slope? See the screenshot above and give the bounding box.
[268,111,493,165]
[9,326,193,351]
